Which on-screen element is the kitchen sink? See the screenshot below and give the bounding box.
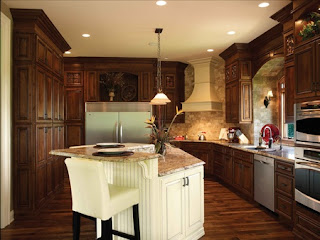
[242,146,277,152]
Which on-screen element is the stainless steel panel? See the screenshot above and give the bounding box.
[296,132,320,145]
[85,112,118,144]
[119,112,151,143]
[254,155,275,212]
[86,102,152,113]
[296,189,320,213]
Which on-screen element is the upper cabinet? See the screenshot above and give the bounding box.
[220,44,253,124]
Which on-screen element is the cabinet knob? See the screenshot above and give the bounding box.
[44,127,48,133]
[44,113,48,119]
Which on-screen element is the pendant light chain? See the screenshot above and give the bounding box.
[157,31,162,92]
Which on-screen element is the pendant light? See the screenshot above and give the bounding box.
[150,28,171,105]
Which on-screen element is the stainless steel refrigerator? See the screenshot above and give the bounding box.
[85,102,152,144]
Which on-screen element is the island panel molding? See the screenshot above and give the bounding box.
[11,9,70,215]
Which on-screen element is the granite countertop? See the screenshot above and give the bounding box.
[50,143,205,176]
[171,139,297,163]
[158,146,205,177]
[50,143,159,163]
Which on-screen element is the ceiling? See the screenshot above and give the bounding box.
[4,0,290,62]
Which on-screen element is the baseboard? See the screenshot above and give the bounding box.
[186,227,205,240]
[10,210,14,224]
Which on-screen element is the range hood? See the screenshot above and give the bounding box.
[182,57,222,112]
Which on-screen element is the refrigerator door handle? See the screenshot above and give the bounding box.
[115,121,119,142]
[119,122,123,143]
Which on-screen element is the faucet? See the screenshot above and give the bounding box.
[262,126,273,148]
[276,135,283,150]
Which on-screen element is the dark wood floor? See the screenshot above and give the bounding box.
[1,178,294,240]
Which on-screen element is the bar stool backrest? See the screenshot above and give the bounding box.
[65,158,111,220]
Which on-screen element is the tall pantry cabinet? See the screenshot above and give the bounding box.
[11,9,71,215]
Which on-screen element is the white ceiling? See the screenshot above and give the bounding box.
[4,0,290,62]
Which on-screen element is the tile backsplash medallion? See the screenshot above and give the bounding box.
[169,57,284,144]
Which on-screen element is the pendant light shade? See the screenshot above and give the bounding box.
[150,92,171,105]
[150,28,171,105]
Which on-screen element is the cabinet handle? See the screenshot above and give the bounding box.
[186,177,189,186]
[281,204,286,209]
[278,166,288,171]
[59,114,61,120]
[182,177,186,187]
[44,127,48,133]
[58,126,61,131]
[44,113,48,119]
[281,183,287,187]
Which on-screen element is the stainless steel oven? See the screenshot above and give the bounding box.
[295,147,320,213]
[295,101,320,147]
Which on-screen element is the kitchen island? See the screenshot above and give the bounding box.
[50,143,205,240]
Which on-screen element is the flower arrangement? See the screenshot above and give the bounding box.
[298,12,320,41]
[145,106,184,154]
[100,72,125,91]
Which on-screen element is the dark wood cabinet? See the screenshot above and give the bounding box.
[295,41,316,100]
[85,71,99,102]
[275,159,294,224]
[239,80,252,123]
[285,62,295,123]
[226,81,239,123]
[65,123,84,148]
[65,88,84,121]
[316,39,320,95]
[232,150,254,198]
[139,72,152,101]
[179,142,213,176]
[12,9,70,215]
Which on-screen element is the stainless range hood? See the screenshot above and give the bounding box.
[182,57,222,112]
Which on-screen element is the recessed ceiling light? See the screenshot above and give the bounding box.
[148,42,157,46]
[64,51,71,54]
[227,31,236,35]
[164,57,169,60]
[207,49,214,52]
[156,0,167,6]
[82,33,91,38]
[258,2,270,8]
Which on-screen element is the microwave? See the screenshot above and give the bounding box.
[295,101,320,147]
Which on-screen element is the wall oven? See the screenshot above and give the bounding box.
[295,147,320,213]
[295,101,320,147]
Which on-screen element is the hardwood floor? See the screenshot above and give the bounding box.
[1,178,294,240]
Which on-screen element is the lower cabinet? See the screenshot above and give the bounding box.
[232,150,254,198]
[160,166,204,240]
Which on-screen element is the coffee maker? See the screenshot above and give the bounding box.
[227,127,241,143]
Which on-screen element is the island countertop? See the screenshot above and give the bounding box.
[50,143,205,176]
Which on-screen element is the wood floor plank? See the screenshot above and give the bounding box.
[1,178,294,239]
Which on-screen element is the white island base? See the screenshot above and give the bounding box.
[50,144,204,240]
[95,160,204,240]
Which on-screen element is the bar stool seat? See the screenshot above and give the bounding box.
[65,158,140,240]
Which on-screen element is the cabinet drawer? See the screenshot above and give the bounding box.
[275,173,294,198]
[182,142,211,151]
[275,194,293,220]
[275,160,294,176]
[212,143,224,153]
[232,149,253,163]
[225,147,232,156]
[214,151,224,165]
[295,203,320,239]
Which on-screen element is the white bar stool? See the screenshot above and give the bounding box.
[65,158,140,240]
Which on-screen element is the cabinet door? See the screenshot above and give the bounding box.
[36,67,46,121]
[295,42,316,99]
[46,159,53,196]
[36,37,46,64]
[36,126,47,165]
[52,52,62,76]
[242,160,254,197]
[233,158,242,190]
[285,62,295,123]
[53,78,59,121]
[224,155,233,184]
[35,164,47,207]
[231,82,239,122]
[65,124,84,148]
[226,84,232,122]
[138,72,152,101]
[316,39,320,95]
[46,47,53,69]
[45,74,53,121]
[85,71,99,102]
[185,167,204,237]
[239,80,252,123]
[161,172,185,240]
[65,88,84,121]
[58,81,64,121]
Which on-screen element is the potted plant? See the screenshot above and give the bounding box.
[100,72,124,101]
[145,106,184,155]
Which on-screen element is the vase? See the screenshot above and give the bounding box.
[109,89,115,101]
[158,142,166,156]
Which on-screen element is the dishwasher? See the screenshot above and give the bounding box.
[254,154,275,212]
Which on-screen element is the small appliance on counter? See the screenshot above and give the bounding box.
[198,131,207,141]
[227,127,241,143]
[219,128,228,141]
